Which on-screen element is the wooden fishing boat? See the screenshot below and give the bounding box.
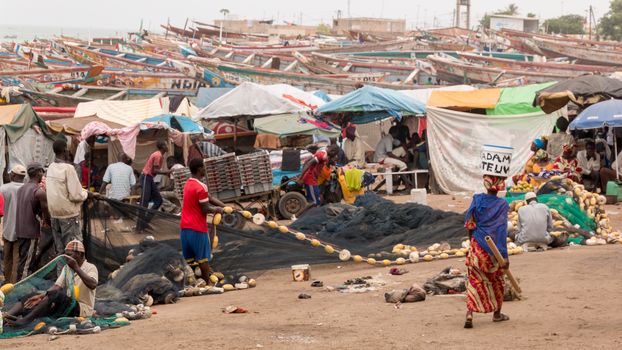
[59,41,178,72]
[92,69,207,91]
[15,84,196,107]
[457,52,618,75]
[427,55,567,85]
[0,65,104,84]
[531,37,622,66]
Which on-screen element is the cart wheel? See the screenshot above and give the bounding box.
[278,192,308,220]
[222,212,246,230]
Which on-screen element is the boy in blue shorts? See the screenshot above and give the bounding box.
[180,158,226,283]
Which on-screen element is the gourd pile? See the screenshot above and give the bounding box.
[508,179,620,244]
[509,180,534,193]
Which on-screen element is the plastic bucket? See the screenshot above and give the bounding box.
[481,144,513,177]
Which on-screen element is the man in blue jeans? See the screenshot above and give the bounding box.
[137,140,170,232]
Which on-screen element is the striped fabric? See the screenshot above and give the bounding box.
[199,141,226,158]
[465,238,505,313]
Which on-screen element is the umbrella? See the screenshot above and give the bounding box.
[570,99,622,178]
[534,75,622,114]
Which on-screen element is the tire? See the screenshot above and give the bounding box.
[221,212,246,230]
[278,191,308,220]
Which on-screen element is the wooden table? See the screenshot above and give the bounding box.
[370,169,429,194]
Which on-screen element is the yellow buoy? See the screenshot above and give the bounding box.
[455,250,465,257]
[423,254,433,261]
[440,253,449,259]
[367,258,377,265]
[213,213,222,225]
[34,322,46,331]
[212,235,219,249]
[74,285,80,300]
[223,207,233,214]
[0,283,14,295]
[222,284,235,291]
[382,259,391,266]
[278,226,289,233]
[295,232,306,240]
[396,257,406,265]
[352,255,363,263]
[209,275,219,284]
[241,211,252,219]
[267,221,278,229]
[310,239,321,247]
[324,245,335,254]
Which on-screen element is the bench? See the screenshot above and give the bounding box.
[370,169,429,194]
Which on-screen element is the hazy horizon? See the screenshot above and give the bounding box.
[0,1,612,32]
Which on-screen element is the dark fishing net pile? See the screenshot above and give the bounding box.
[290,193,468,254]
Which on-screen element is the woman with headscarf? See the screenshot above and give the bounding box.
[553,144,582,182]
[463,175,510,329]
[512,138,546,184]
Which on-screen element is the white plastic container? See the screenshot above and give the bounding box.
[410,189,427,205]
[481,144,514,177]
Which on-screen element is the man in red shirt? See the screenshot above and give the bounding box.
[180,158,226,283]
[299,150,328,205]
[140,140,170,210]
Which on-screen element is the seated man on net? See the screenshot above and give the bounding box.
[513,192,566,251]
[3,240,98,327]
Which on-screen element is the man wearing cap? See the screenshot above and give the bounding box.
[514,192,554,248]
[3,240,98,326]
[47,139,92,255]
[15,163,49,281]
[0,165,25,283]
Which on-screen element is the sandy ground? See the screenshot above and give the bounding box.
[5,195,622,349]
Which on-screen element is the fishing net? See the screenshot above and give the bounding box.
[290,193,468,255]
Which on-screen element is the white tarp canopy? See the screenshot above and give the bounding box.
[427,106,561,194]
[195,82,307,120]
[261,84,326,109]
[74,98,170,126]
[399,85,475,106]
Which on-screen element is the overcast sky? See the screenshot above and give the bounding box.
[0,0,612,31]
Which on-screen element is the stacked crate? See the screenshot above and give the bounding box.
[238,151,274,195]
[204,153,242,200]
[171,167,191,201]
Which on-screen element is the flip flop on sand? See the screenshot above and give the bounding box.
[464,316,473,329]
[493,313,510,322]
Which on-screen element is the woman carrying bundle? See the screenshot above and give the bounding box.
[463,174,510,328]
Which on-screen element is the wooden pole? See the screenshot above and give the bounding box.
[484,236,522,294]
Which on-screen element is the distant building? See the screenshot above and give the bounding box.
[213,19,317,37]
[332,17,406,34]
[489,15,539,33]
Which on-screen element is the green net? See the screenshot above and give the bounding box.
[505,193,596,231]
[1,255,78,338]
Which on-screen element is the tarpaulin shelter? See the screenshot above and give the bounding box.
[47,115,124,135]
[399,85,475,108]
[141,114,205,133]
[74,98,170,126]
[261,84,327,110]
[427,88,502,110]
[195,87,234,108]
[195,82,308,120]
[0,103,55,185]
[534,75,622,114]
[486,82,557,115]
[316,85,425,119]
[427,107,562,194]
[254,115,340,137]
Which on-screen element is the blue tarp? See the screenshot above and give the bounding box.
[196,87,235,108]
[142,114,204,133]
[570,99,622,130]
[313,90,333,103]
[316,85,425,116]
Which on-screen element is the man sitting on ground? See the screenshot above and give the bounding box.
[4,240,98,326]
[514,192,564,249]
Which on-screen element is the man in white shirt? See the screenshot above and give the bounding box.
[342,124,366,167]
[577,141,601,191]
[373,127,407,171]
[100,152,136,201]
[73,135,96,166]
[47,139,94,256]
[515,192,554,248]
